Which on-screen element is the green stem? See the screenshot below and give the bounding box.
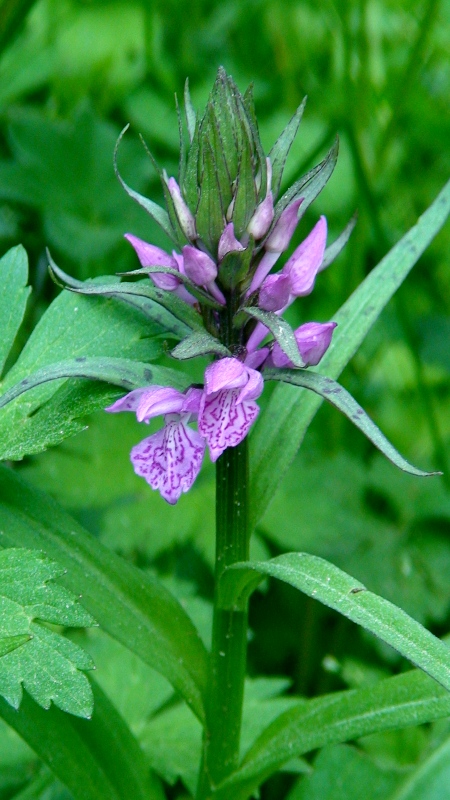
[197,437,250,798]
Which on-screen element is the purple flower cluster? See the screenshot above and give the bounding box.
[107,169,336,503]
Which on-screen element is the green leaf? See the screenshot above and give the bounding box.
[217,671,450,799]
[0,245,30,376]
[273,137,339,221]
[321,212,358,270]
[113,125,176,244]
[269,98,307,200]
[0,548,95,717]
[171,331,231,360]
[184,79,197,143]
[0,357,190,415]
[0,465,208,721]
[0,680,164,800]
[48,255,205,331]
[264,368,436,477]
[220,553,450,689]
[195,139,227,252]
[241,308,303,367]
[250,177,450,529]
[387,733,450,800]
[0,634,30,658]
[118,265,223,309]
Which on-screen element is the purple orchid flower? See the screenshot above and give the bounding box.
[106,386,205,504]
[198,358,264,462]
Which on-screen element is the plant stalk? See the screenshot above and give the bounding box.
[196,437,250,798]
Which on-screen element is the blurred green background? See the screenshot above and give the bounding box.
[0,0,449,798]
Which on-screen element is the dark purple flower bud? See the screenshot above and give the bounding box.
[265,198,303,253]
[124,234,180,290]
[166,176,197,240]
[258,273,291,312]
[271,321,337,368]
[218,222,245,261]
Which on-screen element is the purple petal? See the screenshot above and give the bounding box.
[236,368,264,403]
[131,418,205,504]
[135,386,186,422]
[181,387,203,415]
[106,387,154,414]
[283,216,327,297]
[125,234,180,291]
[271,320,337,368]
[245,347,270,370]
[247,192,274,239]
[198,389,260,462]
[218,223,245,261]
[258,273,291,312]
[248,251,281,294]
[264,199,303,253]
[204,358,247,394]
[166,177,196,240]
[183,246,218,285]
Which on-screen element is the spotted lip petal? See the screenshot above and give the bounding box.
[131,416,205,504]
[198,388,260,462]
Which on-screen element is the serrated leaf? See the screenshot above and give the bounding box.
[0,357,190,417]
[0,466,208,721]
[0,548,94,717]
[241,308,304,367]
[264,368,436,476]
[250,177,450,529]
[217,671,450,800]
[0,246,30,376]
[219,553,450,691]
[0,680,164,800]
[269,98,307,200]
[171,332,231,360]
[113,125,176,243]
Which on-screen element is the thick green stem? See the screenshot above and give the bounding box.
[197,437,250,798]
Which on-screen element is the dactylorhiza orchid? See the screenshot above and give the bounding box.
[106,116,339,503]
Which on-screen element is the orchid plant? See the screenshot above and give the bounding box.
[0,68,449,800]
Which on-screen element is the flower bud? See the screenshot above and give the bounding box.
[124,234,180,290]
[282,216,327,297]
[258,273,291,312]
[166,176,196,240]
[247,192,275,239]
[218,222,245,261]
[265,198,303,253]
[182,245,218,285]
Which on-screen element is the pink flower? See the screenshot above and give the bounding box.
[124,234,181,291]
[271,321,337,368]
[198,358,264,462]
[106,386,205,504]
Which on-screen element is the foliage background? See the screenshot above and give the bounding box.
[0,0,449,797]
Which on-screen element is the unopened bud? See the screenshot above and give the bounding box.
[182,245,218,285]
[166,176,196,240]
[265,198,303,253]
[247,192,274,239]
[218,223,245,261]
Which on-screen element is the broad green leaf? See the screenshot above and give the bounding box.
[269,98,306,200]
[0,245,30,376]
[388,733,450,800]
[219,553,450,690]
[241,308,303,367]
[0,548,95,717]
[0,680,164,800]
[171,331,231,360]
[0,357,190,414]
[250,178,450,529]
[217,670,450,799]
[264,368,436,476]
[0,465,208,721]
[0,634,30,658]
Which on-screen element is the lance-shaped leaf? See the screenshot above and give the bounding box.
[0,465,209,721]
[250,178,450,529]
[0,548,95,717]
[48,254,204,331]
[264,367,437,476]
[119,265,223,309]
[0,245,30,376]
[320,212,358,271]
[272,137,339,224]
[0,680,165,800]
[171,332,231,361]
[269,98,307,200]
[114,125,176,244]
[219,553,450,691]
[240,308,304,368]
[0,357,190,412]
[215,670,450,800]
